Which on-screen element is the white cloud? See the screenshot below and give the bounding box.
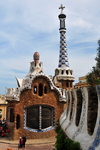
[0,0,100,94]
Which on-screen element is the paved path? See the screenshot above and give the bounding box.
[0,137,56,150]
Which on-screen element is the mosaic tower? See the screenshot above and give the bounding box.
[53,4,74,89]
[58,4,69,69]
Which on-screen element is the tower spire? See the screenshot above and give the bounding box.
[53,5,75,89]
[58,4,69,69]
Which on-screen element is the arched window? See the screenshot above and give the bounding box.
[25,105,55,132]
[70,70,72,75]
[33,83,48,96]
[44,86,47,94]
[66,70,68,75]
[38,84,43,96]
[33,86,37,94]
[55,69,59,75]
[61,70,64,74]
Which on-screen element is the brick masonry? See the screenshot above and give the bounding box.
[7,77,66,140]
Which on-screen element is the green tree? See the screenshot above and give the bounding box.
[87,39,100,86]
[95,40,100,70]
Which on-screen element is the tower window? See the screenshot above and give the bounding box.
[66,70,68,75]
[61,70,64,74]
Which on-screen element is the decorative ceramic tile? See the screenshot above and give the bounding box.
[58,31,69,68]
[65,90,76,131]
[72,88,86,139]
[88,119,100,150]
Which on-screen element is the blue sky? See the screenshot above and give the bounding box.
[0,0,100,94]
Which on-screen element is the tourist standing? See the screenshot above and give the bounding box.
[22,136,26,150]
[18,137,23,150]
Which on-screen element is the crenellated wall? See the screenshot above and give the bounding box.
[60,86,100,150]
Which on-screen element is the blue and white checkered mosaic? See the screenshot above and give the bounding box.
[58,31,69,68]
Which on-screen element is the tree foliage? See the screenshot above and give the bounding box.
[54,120,82,150]
[87,39,100,86]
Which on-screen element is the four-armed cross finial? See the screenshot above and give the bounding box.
[59,4,65,14]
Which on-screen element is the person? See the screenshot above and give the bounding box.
[18,137,23,150]
[5,128,9,137]
[0,126,3,136]
[1,129,5,137]
[22,136,26,150]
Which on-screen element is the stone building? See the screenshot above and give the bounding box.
[6,5,74,140]
[75,75,90,88]
[0,95,7,120]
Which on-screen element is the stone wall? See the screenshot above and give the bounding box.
[60,86,99,150]
[7,77,66,140]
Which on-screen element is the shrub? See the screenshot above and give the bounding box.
[54,120,82,150]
